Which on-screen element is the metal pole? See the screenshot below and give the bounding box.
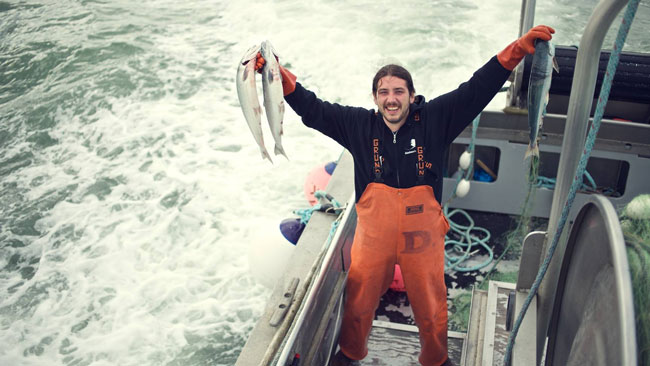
[535,0,628,363]
[508,0,537,109]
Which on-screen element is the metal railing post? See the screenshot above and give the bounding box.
[535,0,628,363]
[507,0,537,109]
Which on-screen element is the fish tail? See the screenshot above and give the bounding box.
[261,149,273,164]
[275,144,288,160]
[524,143,540,160]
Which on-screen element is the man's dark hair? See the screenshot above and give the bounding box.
[372,64,415,96]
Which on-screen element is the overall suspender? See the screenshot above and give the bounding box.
[414,112,427,185]
[371,116,385,183]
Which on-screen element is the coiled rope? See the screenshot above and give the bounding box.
[444,115,495,272]
[503,0,640,364]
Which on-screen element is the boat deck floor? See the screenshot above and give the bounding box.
[361,321,464,365]
[365,282,514,365]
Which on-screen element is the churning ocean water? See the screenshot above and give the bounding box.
[1,0,649,365]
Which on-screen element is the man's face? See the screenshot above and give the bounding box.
[373,76,415,127]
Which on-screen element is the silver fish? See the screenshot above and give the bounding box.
[236,44,272,163]
[526,40,559,159]
[261,40,288,159]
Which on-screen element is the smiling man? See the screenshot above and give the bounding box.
[255,25,554,366]
[373,69,415,129]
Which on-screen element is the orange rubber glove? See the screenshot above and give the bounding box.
[497,25,555,71]
[254,53,297,96]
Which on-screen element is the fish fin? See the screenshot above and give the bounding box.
[271,45,281,59]
[552,56,560,73]
[275,144,289,160]
[524,143,540,160]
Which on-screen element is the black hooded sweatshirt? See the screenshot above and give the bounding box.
[285,56,511,204]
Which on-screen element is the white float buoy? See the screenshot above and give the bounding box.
[459,151,471,170]
[456,178,471,198]
[248,219,296,289]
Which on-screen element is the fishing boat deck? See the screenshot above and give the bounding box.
[236,1,650,362]
[361,321,464,365]
[366,279,515,366]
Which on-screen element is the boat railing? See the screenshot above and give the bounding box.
[273,190,356,366]
[235,151,356,366]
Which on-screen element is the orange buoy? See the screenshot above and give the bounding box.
[303,161,336,205]
[390,264,406,292]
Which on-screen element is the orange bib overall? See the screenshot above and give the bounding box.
[339,182,450,366]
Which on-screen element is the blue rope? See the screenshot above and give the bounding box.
[444,206,494,271]
[293,190,344,250]
[444,115,495,272]
[315,190,343,209]
[293,206,319,225]
[327,219,341,247]
[293,190,343,225]
[466,116,478,180]
[536,170,597,191]
[503,1,640,364]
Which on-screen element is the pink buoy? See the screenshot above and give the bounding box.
[390,264,406,292]
[303,161,337,206]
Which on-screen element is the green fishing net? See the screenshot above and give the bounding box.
[506,156,541,258]
[620,194,650,365]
